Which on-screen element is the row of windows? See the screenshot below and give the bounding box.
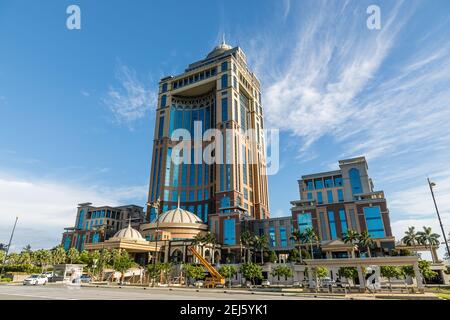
[172,67,218,90]
[305,176,343,190]
[297,206,385,241]
[307,189,344,204]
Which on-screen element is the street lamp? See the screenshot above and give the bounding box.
[0,217,18,278]
[148,199,161,267]
[427,178,450,259]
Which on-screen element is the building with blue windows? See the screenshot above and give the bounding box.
[61,203,145,251]
[146,39,270,227]
[290,157,395,259]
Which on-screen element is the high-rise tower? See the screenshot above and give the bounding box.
[147,41,270,225]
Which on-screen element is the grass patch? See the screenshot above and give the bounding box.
[436,293,450,300]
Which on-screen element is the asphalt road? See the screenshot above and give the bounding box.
[0,284,329,300]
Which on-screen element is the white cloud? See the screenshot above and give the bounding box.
[0,173,147,252]
[103,63,157,126]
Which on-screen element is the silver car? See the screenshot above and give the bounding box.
[23,274,48,286]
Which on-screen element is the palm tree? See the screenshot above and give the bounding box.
[51,246,67,265]
[417,226,440,262]
[253,235,269,264]
[240,230,254,263]
[302,228,319,260]
[22,244,32,253]
[202,233,218,264]
[66,247,80,264]
[0,243,8,252]
[343,230,359,258]
[358,231,374,258]
[402,226,420,255]
[290,229,304,263]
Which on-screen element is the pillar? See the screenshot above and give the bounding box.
[357,266,365,292]
[431,247,439,263]
[413,262,424,292]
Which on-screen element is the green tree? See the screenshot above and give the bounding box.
[112,251,135,284]
[417,227,440,262]
[253,235,269,264]
[240,230,254,263]
[302,228,319,259]
[146,264,160,286]
[358,231,374,258]
[202,232,218,264]
[240,262,263,285]
[219,265,237,288]
[342,230,359,258]
[401,260,438,284]
[66,248,80,264]
[183,264,206,286]
[266,250,277,263]
[33,249,52,272]
[315,266,328,280]
[290,229,304,263]
[157,262,173,284]
[51,246,67,265]
[271,265,293,285]
[380,266,402,290]
[338,267,358,286]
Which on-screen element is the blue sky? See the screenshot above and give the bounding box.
[1,0,450,255]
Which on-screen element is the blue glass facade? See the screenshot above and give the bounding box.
[364,206,385,238]
[77,210,85,230]
[339,209,348,236]
[223,219,236,245]
[349,168,362,196]
[328,211,337,239]
[327,190,334,203]
[297,213,312,233]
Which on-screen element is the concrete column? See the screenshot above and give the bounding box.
[431,247,438,263]
[357,266,365,292]
[164,244,169,263]
[413,262,424,292]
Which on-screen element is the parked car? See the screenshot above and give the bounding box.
[23,274,48,286]
[194,280,204,287]
[71,274,92,284]
[261,280,270,287]
[42,272,53,279]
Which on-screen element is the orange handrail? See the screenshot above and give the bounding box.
[188,246,224,283]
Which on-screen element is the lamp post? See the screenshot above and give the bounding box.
[427,178,450,259]
[1,217,19,277]
[148,199,161,267]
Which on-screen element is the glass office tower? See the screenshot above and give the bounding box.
[147,41,270,223]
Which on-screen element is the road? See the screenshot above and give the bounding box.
[0,284,333,300]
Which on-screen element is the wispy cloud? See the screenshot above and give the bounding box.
[0,172,147,251]
[103,63,157,127]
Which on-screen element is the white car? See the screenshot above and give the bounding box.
[23,274,48,286]
[261,280,270,287]
[42,272,53,279]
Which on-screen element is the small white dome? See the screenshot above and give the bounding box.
[154,207,203,224]
[207,42,233,59]
[112,223,145,241]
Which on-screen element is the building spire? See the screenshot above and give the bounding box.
[222,33,226,45]
[177,193,181,209]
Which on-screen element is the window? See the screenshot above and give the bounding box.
[337,189,344,202]
[328,211,337,239]
[64,236,71,251]
[349,168,363,196]
[334,176,343,187]
[306,180,314,190]
[197,189,203,201]
[339,209,348,237]
[158,116,164,139]
[307,192,313,200]
[77,210,85,230]
[314,179,324,189]
[317,191,323,204]
[280,227,287,247]
[222,98,228,122]
[220,196,231,209]
[297,213,312,233]
[269,227,276,247]
[162,83,168,93]
[327,190,334,203]
[161,95,167,107]
[364,206,385,238]
[221,74,228,89]
[325,178,334,188]
[221,61,228,72]
[223,219,236,245]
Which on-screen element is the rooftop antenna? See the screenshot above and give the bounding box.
[177,193,181,209]
[222,33,226,45]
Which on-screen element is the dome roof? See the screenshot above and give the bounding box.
[206,36,233,59]
[155,207,203,224]
[112,223,145,241]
